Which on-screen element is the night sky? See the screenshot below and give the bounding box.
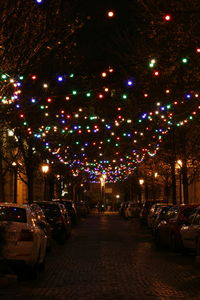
[73,0,140,74]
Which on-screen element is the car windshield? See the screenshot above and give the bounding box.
[0,206,27,223]
[37,203,61,219]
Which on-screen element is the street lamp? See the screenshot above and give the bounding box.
[139,179,145,203]
[41,164,49,201]
[12,162,17,203]
[176,160,183,204]
[139,179,144,185]
[100,174,106,207]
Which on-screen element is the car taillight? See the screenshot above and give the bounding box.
[18,229,34,241]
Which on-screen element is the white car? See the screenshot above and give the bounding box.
[0,203,47,278]
[180,206,200,254]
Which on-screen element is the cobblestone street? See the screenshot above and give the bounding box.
[1,214,200,300]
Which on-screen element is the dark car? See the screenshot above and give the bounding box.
[155,204,198,251]
[139,201,157,225]
[30,203,53,251]
[140,200,168,226]
[151,205,172,235]
[34,201,71,244]
[53,199,78,226]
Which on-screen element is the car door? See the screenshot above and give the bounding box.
[159,206,178,245]
[182,211,200,250]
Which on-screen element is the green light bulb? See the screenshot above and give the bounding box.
[182,58,188,63]
[1,74,7,80]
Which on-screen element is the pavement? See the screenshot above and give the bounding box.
[1,213,200,299]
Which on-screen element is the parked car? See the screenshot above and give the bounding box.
[124,202,141,219]
[155,204,198,251]
[139,201,158,225]
[53,199,78,226]
[30,203,53,251]
[34,201,71,244]
[147,203,170,229]
[180,206,200,254]
[0,203,47,278]
[119,202,129,218]
[151,205,172,235]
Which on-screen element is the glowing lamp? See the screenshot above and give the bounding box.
[41,164,49,174]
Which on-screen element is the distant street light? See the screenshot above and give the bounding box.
[100,175,106,206]
[41,164,49,174]
[176,160,183,204]
[41,164,49,200]
[139,179,144,185]
[12,162,18,203]
[139,179,145,203]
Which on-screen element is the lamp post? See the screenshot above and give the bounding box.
[177,160,183,204]
[139,179,145,203]
[100,174,106,207]
[12,162,17,203]
[41,164,49,201]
